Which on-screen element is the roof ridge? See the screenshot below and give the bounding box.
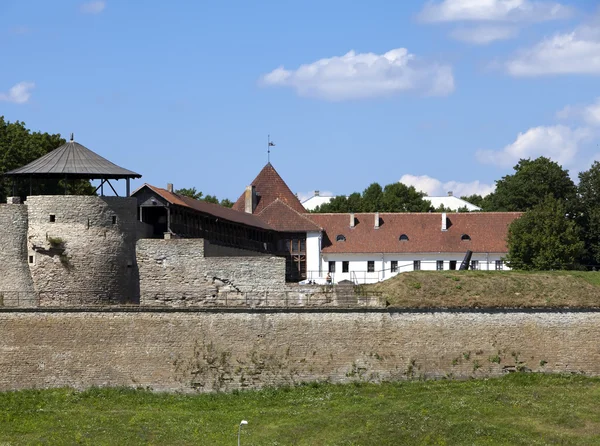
[260,198,322,230]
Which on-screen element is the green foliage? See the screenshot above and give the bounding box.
[47,237,64,248]
[175,187,203,200]
[219,198,234,208]
[175,187,233,208]
[577,161,600,266]
[506,195,584,270]
[0,117,94,202]
[485,157,577,212]
[313,182,433,213]
[461,194,485,208]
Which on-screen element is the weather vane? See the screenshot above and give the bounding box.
[268,134,275,163]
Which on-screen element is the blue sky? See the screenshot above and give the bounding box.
[1,0,600,201]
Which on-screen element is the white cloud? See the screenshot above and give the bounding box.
[80,1,106,14]
[450,25,518,44]
[506,24,600,76]
[0,82,35,104]
[399,174,495,197]
[556,98,600,126]
[476,125,591,167]
[260,48,454,100]
[583,98,600,126]
[419,0,571,23]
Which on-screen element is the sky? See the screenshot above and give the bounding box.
[1,0,600,202]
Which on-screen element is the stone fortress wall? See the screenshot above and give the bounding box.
[0,196,140,306]
[1,309,599,393]
[2,196,600,393]
[1,196,375,308]
[25,196,140,305]
[0,204,36,305]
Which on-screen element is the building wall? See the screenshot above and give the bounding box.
[0,310,599,392]
[25,196,140,305]
[0,204,36,305]
[318,253,509,284]
[306,231,321,279]
[136,239,287,305]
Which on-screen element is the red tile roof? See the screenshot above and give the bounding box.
[232,163,306,215]
[258,199,321,232]
[135,184,274,231]
[307,212,522,253]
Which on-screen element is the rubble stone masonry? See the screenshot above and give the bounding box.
[0,204,35,305]
[0,309,599,392]
[25,196,139,305]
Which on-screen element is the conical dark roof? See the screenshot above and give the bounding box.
[5,139,141,179]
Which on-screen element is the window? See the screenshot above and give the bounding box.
[49,214,55,223]
[399,234,409,241]
[367,261,375,272]
[112,216,117,225]
[336,234,346,242]
[29,255,34,264]
[436,260,444,271]
[413,260,421,271]
[391,260,398,273]
[328,261,336,273]
[471,260,479,270]
[461,234,471,241]
[449,260,457,270]
[342,261,349,273]
[495,260,503,271]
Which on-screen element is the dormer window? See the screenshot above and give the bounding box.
[461,234,471,241]
[399,234,409,241]
[336,234,346,242]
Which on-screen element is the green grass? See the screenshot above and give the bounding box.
[1,374,600,445]
[369,271,600,308]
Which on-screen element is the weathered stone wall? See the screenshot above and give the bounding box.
[137,239,287,305]
[203,240,268,257]
[0,205,36,306]
[0,310,599,392]
[25,196,139,305]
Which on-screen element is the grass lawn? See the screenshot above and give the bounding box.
[1,374,600,445]
[368,270,600,308]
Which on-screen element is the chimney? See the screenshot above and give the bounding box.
[447,191,453,196]
[315,190,320,197]
[374,212,380,229]
[167,183,173,193]
[350,212,355,228]
[245,185,256,214]
[441,212,447,231]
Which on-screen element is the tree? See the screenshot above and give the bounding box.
[312,182,432,213]
[313,195,350,213]
[219,198,234,208]
[505,195,584,270]
[460,194,485,208]
[381,182,432,212]
[175,187,233,208]
[577,161,600,265]
[175,187,203,200]
[0,117,94,202]
[485,157,577,212]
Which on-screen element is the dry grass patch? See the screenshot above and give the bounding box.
[368,271,600,308]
